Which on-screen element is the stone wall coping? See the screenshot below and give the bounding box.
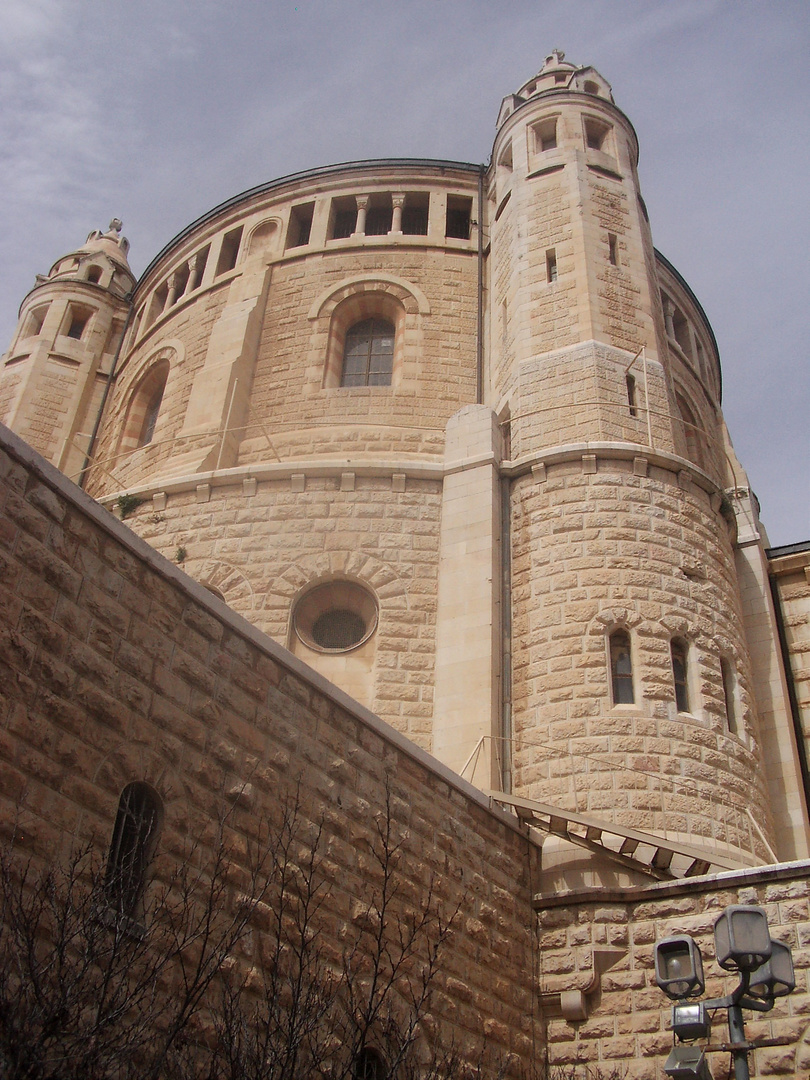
[0,421,532,846]
[534,857,810,910]
[505,441,718,494]
[94,442,723,506]
[96,458,447,503]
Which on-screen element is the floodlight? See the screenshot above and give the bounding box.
[672,1001,711,1042]
[714,905,771,972]
[654,936,705,999]
[664,1044,713,1079]
[748,939,796,1001]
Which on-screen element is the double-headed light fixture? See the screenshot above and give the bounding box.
[653,905,796,1080]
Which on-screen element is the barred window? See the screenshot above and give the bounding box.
[105,782,162,917]
[340,318,395,387]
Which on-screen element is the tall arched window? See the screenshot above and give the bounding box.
[340,318,395,387]
[105,782,162,917]
[120,360,170,454]
[671,639,690,713]
[609,629,634,705]
[139,377,165,447]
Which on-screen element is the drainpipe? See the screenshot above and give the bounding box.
[500,473,513,794]
[78,296,134,489]
[476,164,485,405]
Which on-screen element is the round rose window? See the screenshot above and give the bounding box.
[293,581,378,654]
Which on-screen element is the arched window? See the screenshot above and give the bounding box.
[609,629,634,705]
[120,360,170,454]
[139,378,165,447]
[675,391,704,469]
[354,1047,385,1080]
[105,782,162,917]
[341,318,395,387]
[671,639,690,713]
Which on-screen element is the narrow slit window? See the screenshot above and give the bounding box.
[546,249,558,283]
[671,640,690,713]
[610,630,634,705]
[609,233,618,266]
[105,782,162,918]
[626,373,637,417]
[721,658,738,735]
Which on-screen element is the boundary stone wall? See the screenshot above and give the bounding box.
[0,421,540,1071]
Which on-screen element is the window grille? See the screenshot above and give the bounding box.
[341,318,395,387]
[312,609,367,650]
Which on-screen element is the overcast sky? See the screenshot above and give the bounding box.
[0,0,807,544]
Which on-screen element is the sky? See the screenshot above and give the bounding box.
[0,0,807,545]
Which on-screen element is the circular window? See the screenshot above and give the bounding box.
[293,581,378,654]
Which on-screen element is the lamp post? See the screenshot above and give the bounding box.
[653,906,796,1080]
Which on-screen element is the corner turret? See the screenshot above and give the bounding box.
[0,220,134,476]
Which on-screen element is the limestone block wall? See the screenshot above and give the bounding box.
[0,422,540,1072]
[508,453,775,863]
[536,863,810,1079]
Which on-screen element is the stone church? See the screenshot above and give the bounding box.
[2,51,810,1077]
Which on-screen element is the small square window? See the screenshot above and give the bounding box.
[534,118,558,153]
[584,117,612,152]
[65,306,92,340]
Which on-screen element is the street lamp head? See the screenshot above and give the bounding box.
[747,939,796,1002]
[713,905,772,972]
[654,936,705,1000]
[663,1044,713,1079]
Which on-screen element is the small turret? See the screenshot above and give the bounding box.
[496,50,615,131]
[0,220,134,477]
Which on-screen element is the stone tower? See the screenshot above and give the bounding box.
[488,51,803,873]
[1,56,806,875]
[0,220,134,478]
